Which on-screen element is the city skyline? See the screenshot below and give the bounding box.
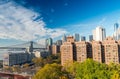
[0,0,120,46]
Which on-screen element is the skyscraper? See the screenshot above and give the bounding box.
[114,23,119,32]
[80,36,86,41]
[89,35,93,41]
[93,26,106,41]
[56,40,62,46]
[46,38,53,47]
[74,33,80,42]
[62,34,67,42]
[113,23,119,40]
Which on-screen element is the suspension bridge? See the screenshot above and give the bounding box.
[0,41,46,51]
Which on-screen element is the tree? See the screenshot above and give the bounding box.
[64,59,114,79]
[32,57,44,67]
[33,63,68,79]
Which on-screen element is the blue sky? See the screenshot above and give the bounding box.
[0,0,120,46]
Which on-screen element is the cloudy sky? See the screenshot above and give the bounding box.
[0,0,120,46]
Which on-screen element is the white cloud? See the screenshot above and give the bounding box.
[0,1,67,44]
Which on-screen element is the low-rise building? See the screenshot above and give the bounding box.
[3,51,31,67]
[33,50,50,58]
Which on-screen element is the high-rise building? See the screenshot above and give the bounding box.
[75,41,87,62]
[89,35,93,41]
[46,38,53,47]
[61,36,75,66]
[114,23,119,32]
[93,26,106,41]
[62,34,67,43]
[52,45,60,55]
[61,35,120,66]
[74,33,80,42]
[113,23,119,40]
[80,36,86,41]
[102,37,119,64]
[56,40,62,46]
[92,41,102,63]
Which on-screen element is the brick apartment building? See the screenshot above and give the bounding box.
[61,36,120,66]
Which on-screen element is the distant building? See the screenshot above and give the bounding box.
[62,34,67,43]
[33,50,50,58]
[113,23,119,40]
[56,40,62,46]
[52,45,60,55]
[89,35,93,41]
[93,26,106,41]
[3,51,31,67]
[80,36,86,41]
[46,38,53,47]
[74,33,80,42]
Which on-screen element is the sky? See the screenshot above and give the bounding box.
[0,0,120,46]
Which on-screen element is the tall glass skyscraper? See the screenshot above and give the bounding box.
[114,23,119,32]
[62,34,67,42]
[80,36,86,41]
[46,38,53,47]
[89,35,93,41]
[114,23,119,40]
[74,33,80,42]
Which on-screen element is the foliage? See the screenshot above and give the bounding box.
[33,58,120,79]
[32,57,44,67]
[65,59,120,79]
[32,54,61,67]
[33,63,68,79]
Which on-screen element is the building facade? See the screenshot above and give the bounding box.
[61,36,120,66]
[75,41,87,62]
[102,37,119,64]
[89,35,93,41]
[92,41,102,63]
[52,45,60,55]
[80,36,86,41]
[93,26,106,41]
[74,33,80,42]
[61,36,74,66]
[46,38,53,48]
[3,51,31,67]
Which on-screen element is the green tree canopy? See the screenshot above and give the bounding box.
[33,63,67,79]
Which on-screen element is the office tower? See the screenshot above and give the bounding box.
[102,37,119,64]
[75,41,87,62]
[93,26,106,41]
[46,38,53,47]
[80,36,86,41]
[56,40,62,46]
[92,41,102,63]
[114,23,119,32]
[62,34,67,42]
[113,23,119,40]
[74,33,80,42]
[89,35,93,41]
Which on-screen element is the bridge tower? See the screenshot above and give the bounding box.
[29,41,33,53]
